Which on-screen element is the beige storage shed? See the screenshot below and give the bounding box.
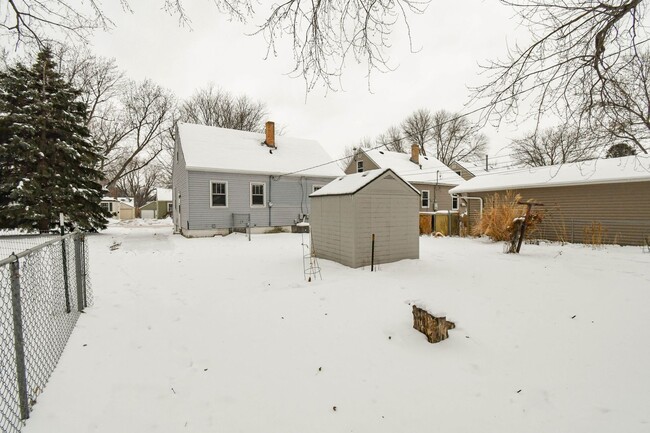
[309,168,420,268]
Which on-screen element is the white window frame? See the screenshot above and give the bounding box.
[357,160,364,173]
[312,185,324,193]
[421,190,430,209]
[250,182,266,208]
[452,194,459,210]
[101,202,112,212]
[210,180,228,208]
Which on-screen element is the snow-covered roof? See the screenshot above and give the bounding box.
[102,196,135,207]
[362,149,464,186]
[177,123,343,178]
[453,160,490,176]
[156,188,172,201]
[310,168,419,197]
[449,155,650,194]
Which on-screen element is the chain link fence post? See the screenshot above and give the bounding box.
[9,256,30,421]
[61,238,71,313]
[74,235,85,312]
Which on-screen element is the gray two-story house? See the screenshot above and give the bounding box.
[172,122,343,237]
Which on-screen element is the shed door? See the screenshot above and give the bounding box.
[141,210,155,219]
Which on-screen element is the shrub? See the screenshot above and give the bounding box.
[473,191,543,242]
[583,221,606,247]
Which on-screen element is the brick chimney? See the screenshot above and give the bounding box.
[265,121,276,148]
[410,144,419,165]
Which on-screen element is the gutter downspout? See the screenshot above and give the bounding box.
[268,176,273,227]
[460,195,483,232]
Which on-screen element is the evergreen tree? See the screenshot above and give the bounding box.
[0,48,108,232]
[606,142,637,159]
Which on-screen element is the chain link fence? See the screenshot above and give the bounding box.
[0,232,92,433]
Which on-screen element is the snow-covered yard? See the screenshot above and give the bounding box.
[22,225,650,433]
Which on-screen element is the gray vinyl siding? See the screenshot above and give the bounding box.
[186,171,334,230]
[172,135,190,231]
[310,170,419,268]
[464,181,650,246]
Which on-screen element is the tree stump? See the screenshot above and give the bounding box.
[412,305,455,343]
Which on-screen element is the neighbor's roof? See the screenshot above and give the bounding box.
[449,155,650,194]
[453,160,490,176]
[310,168,420,197]
[101,197,135,207]
[362,149,464,186]
[156,188,172,201]
[177,123,343,178]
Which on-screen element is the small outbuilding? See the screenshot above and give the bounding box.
[309,168,420,268]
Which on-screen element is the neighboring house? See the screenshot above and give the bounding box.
[310,168,420,268]
[345,145,465,234]
[140,188,173,219]
[100,197,135,220]
[450,160,490,181]
[449,155,650,246]
[172,121,343,237]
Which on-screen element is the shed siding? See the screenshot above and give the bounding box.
[352,193,419,267]
[186,171,333,230]
[467,181,650,246]
[311,196,356,267]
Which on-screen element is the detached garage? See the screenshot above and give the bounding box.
[309,168,420,268]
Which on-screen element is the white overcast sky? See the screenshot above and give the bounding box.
[89,1,528,162]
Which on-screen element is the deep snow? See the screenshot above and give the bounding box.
[20,224,650,433]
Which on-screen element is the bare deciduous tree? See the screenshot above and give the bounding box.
[115,158,161,209]
[179,84,266,132]
[376,126,406,153]
[401,109,435,156]
[510,125,596,167]
[100,79,177,188]
[586,50,650,153]
[3,0,428,91]
[430,110,488,166]
[475,0,648,153]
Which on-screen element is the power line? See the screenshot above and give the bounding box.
[279,37,650,178]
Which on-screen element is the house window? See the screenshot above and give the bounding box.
[452,194,459,210]
[101,202,111,212]
[421,190,430,209]
[167,202,173,213]
[250,182,266,207]
[210,181,228,207]
[357,160,364,173]
[312,185,324,193]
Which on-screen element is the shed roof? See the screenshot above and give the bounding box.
[449,155,650,194]
[361,149,464,186]
[177,123,343,178]
[310,168,420,197]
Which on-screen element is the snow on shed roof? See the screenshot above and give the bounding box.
[156,188,172,201]
[177,123,343,178]
[310,168,419,197]
[449,155,650,194]
[362,149,464,186]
